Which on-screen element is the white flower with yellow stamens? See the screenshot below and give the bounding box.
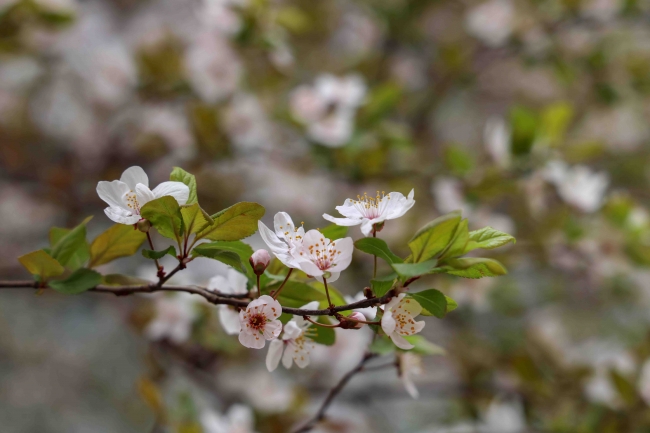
[323,189,415,236]
[381,293,425,350]
[238,295,283,349]
[96,166,190,225]
[207,268,249,335]
[258,212,306,269]
[294,230,353,283]
[266,301,319,371]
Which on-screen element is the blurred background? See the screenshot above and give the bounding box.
[2,0,650,431]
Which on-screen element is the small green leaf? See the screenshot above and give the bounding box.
[354,237,404,264]
[197,202,265,241]
[89,224,147,268]
[142,246,177,260]
[371,276,395,297]
[439,219,469,260]
[50,216,92,267]
[465,227,516,253]
[50,268,102,295]
[403,335,446,355]
[445,296,458,313]
[141,196,184,240]
[170,167,198,205]
[307,320,336,346]
[18,250,65,280]
[192,246,245,273]
[320,224,348,240]
[408,211,461,263]
[49,226,90,270]
[408,289,447,318]
[391,259,437,278]
[180,203,213,234]
[262,281,326,308]
[438,258,508,279]
[194,241,254,279]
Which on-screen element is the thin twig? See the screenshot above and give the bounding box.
[272,268,293,300]
[145,231,162,275]
[304,316,340,328]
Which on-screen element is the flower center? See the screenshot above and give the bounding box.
[305,237,341,271]
[352,191,391,219]
[125,191,141,215]
[248,313,267,331]
[278,221,305,245]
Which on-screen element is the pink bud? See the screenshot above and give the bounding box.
[349,312,366,329]
[249,249,271,275]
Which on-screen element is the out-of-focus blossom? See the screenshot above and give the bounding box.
[0,184,60,240]
[223,93,275,151]
[139,106,196,159]
[323,190,415,236]
[381,294,425,350]
[200,404,259,433]
[345,292,377,320]
[294,230,354,283]
[238,295,282,349]
[201,0,246,36]
[398,352,422,399]
[35,0,77,13]
[484,117,511,168]
[465,0,514,47]
[331,10,382,59]
[390,52,428,91]
[266,301,318,371]
[581,0,621,22]
[638,359,650,406]
[145,293,198,343]
[258,212,305,269]
[289,74,366,147]
[481,399,526,433]
[544,161,609,213]
[431,178,472,216]
[579,106,648,152]
[208,269,249,335]
[186,33,242,103]
[96,166,190,225]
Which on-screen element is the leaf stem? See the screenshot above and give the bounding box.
[323,277,334,309]
[372,228,377,278]
[146,230,162,276]
[256,274,261,299]
[272,268,293,300]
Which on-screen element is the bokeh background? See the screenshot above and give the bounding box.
[2,0,650,431]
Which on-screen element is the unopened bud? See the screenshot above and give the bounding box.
[136,219,151,233]
[363,287,375,299]
[249,249,271,275]
[349,312,367,329]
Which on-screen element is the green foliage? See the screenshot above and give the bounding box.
[320,224,348,240]
[50,216,92,268]
[369,335,396,355]
[192,244,246,273]
[444,145,475,177]
[142,246,177,260]
[170,167,198,205]
[195,241,254,279]
[407,289,447,318]
[197,202,265,241]
[49,226,89,270]
[307,320,336,346]
[403,335,446,355]
[445,296,458,313]
[438,218,469,260]
[437,258,507,279]
[180,203,213,234]
[391,259,437,278]
[18,250,65,280]
[465,226,516,252]
[408,211,461,262]
[359,82,402,126]
[309,281,348,308]
[263,281,326,308]
[510,105,537,155]
[49,268,102,295]
[354,237,403,264]
[371,274,396,296]
[89,224,147,268]
[141,196,184,240]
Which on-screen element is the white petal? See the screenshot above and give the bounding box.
[398,297,423,318]
[104,206,140,225]
[227,268,249,295]
[152,181,190,205]
[218,306,241,335]
[207,275,230,293]
[274,212,296,237]
[355,306,377,320]
[381,310,396,335]
[226,405,254,430]
[330,237,353,273]
[282,344,294,369]
[294,348,311,368]
[239,330,265,349]
[386,189,416,220]
[390,332,414,350]
[120,166,149,190]
[403,375,419,399]
[135,184,156,208]
[360,218,375,237]
[261,296,283,319]
[263,320,283,339]
[97,180,130,208]
[266,339,284,372]
[283,320,303,340]
[299,301,320,311]
[259,221,300,268]
[322,214,361,226]
[296,259,324,278]
[334,199,365,219]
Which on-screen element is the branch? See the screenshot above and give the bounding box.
[0,280,399,317]
[293,353,378,433]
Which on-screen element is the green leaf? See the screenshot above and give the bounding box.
[408,289,447,318]
[49,227,90,270]
[465,227,516,253]
[170,167,198,205]
[194,241,254,279]
[445,296,458,313]
[50,216,92,267]
[439,219,469,260]
[142,246,177,260]
[18,250,65,280]
[89,224,147,268]
[391,259,437,278]
[262,281,326,308]
[320,224,348,240]
[438,258,508,279]
[180,203,213,234]
[371,275,396,297]
[49,268,102,295]
[141,196,184,240]
[408,211,461,263]
[309,281,347,308]
[306,320,336,346]
[403,335,446,355]
[354,237,404,264]
[369,335,396,355]
[191,246,245,273]
[197,202,265,241]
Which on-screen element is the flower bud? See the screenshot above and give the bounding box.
[136,219,151,233]
[348,312,367,329]
[249,249,271,275]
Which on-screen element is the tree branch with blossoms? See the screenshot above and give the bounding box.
[3,166,516,431]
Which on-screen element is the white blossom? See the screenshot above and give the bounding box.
[484,117,511,168]
[266,301,319,371]
[345,291,377,320]
[238,295,283,349]
[96,166,190,225]
[145,293,198,344]
[323,190,415,237]
[200,404,259,433]
[543,161,609,213]
[465,0,514,48]
[258,212,305,269]
[381,293,425,350]
[293,230,354,283]
[207,269,249,335]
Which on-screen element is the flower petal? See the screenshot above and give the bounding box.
[403,375,419,399]
[227,268,249,295]
[266,339,284,372]
[207,275,229,293]
[135,184,156,208]
[322,214,361,226]
[381,310,396,335]
[239,330,265,349]
[97,180,130,208]
[294,348,311,369]
[330,236,353,273]
[283,320,303,340]
[152,181,190,205]
[282,343,294,369]
[390,332,414,350]
[104,206,140,225]
[261,296,283,319]
[120,166,149,190]
[360,218,375,237]
[263,319,282,340]
[218,306,241,335]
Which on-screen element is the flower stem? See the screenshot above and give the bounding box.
[323,277,334,309]
[272,268,293,300]
[146,230,162,275]
[340,314,380,326]
[372,228,377,278]
[256,274,261,299]
[304,316,340,328]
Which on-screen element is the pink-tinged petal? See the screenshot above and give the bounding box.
[227,269,249,295]
[390,332,414,350]
[282,344,294,369]
[266,339,284,372]
[259,221,300,267]
[97,180,130,208]
[104,206,140,225]
[296,259,323,278]
[262,298,282,320]
[386,190,415,220]
[218,306,241,335]
[135,184,155,208]
[239,330,265,349]
[381,310,396,335]
[360,219,375,237]
[120,166,149,190]
[322,214,361,226]
[263,320,282,339]
[152,181,190,205]
[247,296,270,311]
[334,199,365,219]
[330,237,353,272]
